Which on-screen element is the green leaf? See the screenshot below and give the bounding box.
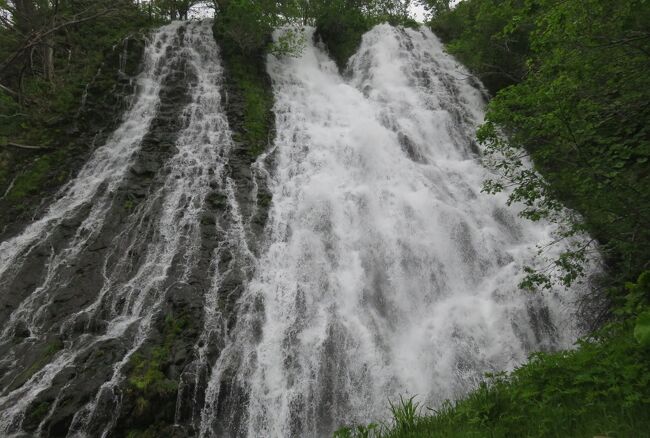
[633,311,650,347]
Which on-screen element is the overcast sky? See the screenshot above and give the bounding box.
[410,4,429,22]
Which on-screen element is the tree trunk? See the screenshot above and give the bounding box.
[44,1,59,82]
[13,0,37,35]
[43,43,55,81]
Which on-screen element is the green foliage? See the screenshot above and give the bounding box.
[128,349,178,399]
[145,0,197,20]
[119,313,190,436]
[620,271,650,316]
[213,0,281,55]
[432,0,650,290]
[125,312,187,423]
[311,0,374,70]
[223,52,274,158]
[430,0,534,93]
[388,396,420,433]
[128,314,185,392]
[334,423,379,438]
[634,311,650,347]
[0,1,153,147]
[0,1,155,225]
[5,152,63,201]
[212,1,284,159]
[124,198,135,212]
[420,0,450,17]
[268,28,306,58]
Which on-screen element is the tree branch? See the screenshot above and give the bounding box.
[1,7,118,72]
[0,82,20,98]
[2,142,52,150]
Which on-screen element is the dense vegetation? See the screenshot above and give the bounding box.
[335,0,650,436]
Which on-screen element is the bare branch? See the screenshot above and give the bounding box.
[1,7,118,72]
[0,82,20,97]
[2,142,52,150]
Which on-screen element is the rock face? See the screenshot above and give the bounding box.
[0,20,274,437]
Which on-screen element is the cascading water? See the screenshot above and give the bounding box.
[0,20,590,438]
[198,25,586,437]
[0,20,253,436]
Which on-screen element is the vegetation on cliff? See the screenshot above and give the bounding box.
[0,1,160,236]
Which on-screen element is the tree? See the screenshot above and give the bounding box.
[419,0,449,16]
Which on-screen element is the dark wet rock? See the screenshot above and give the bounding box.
[398,131,426,163]
[12,320,31,339]
[217,46,275,256]
[34,336,132,436]
[1,336,64,394]
[0,36,148,331]
[130,161,159,177]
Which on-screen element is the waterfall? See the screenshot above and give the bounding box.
[0,21,589,438]
[198,25,585,437]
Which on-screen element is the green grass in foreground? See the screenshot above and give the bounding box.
[336,274,650,438]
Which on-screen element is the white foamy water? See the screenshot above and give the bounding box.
[199,25,586,437]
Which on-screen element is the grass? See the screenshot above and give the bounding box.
[6,154,53,201]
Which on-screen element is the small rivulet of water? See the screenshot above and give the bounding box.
[0,21,593,438]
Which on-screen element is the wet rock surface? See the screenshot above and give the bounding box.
[0,20,276,437]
